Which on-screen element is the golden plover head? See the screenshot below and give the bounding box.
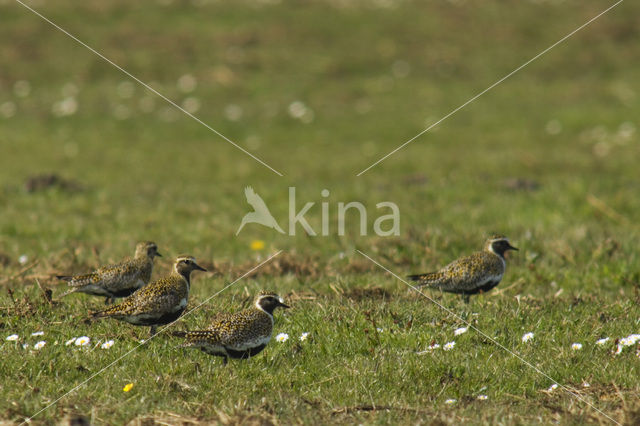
[174,255,207,276]
[135,241,162,259]
[255,291,289,315]
[485,235,518,258]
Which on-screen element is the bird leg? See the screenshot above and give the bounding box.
[149,325,157,337]
[462,294,470,304]
[222,356,228,366]
[104,297,114,305]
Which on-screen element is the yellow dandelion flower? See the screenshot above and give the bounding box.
[123,383,134,392]
[250,240,265,250]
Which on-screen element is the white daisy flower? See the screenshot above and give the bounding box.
[443,341,455,351]
[18,254,28,265]
[620,334,640,346]
[22,343,29,349]
[571,343,583,350]
[6,334,19,341]
[615,344,623,355]
[52,97,78,117]
[177,74,197,93]
[595,337,609,345]
[444,399,456,404]
[477,395,488,400]
[275,333,289,343]
[116,81,135,98]
[545,119,562,135]
[31,331,44,336]
[0,101,16,118]
[428,343,441,350]
[65,337,77,346]
[75,336,90,346]
[547,384,558,392]
[101,340,115,349]
[299,332,310,342]
[454,327,468,336]
[376,328,384,333]
[522,332,534,342]
[288,101,308,119]
[182,97,200,114]
[582,382,590,388]
[34,341,46,350]
[224,104,243,121]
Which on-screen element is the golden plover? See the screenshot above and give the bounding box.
[57,241,162,304]
[91,255,206,336]
[408,235,518,302]
[172,291,289,364]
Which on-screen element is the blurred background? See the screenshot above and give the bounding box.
[0,0,638,270]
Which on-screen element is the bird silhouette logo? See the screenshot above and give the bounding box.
[236,186,285,235]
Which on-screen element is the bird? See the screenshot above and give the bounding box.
[91,255,206,336]
[407,235,518,303]
[171,291,289,364]
[57,241,162,304]
[236,186,285,235]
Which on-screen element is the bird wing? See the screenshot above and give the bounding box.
[437,252,502,292]
[180,329,223,347]
[96,276,186,317]
[175,313,233,346]
[245,186,272,217]
[128,278,186,316]
[97,260,143,292]
[409,253,484,290]
[206,313,245,345]
[179,310,272,351]
[96,256,133,274]
[213,310,270,346]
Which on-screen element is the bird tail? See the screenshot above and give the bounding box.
[169,331,198,348]
[407,272,439,286]
[57,273,101,288]
[89,309,106,319]
[89,303,121,319]
[56,288,78,300]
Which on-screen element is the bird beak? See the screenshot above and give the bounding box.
[156,252,162,257]
[279,300,290,309]
[194,263,207,272]
[507,243,519,251]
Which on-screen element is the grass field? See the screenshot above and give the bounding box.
[1,0,640,424]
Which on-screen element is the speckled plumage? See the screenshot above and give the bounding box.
[57,241,161,304]
[91,255,206,335]
[173,292,289,364]
[408,236,518,302]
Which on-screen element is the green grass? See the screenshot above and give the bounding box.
[1,0,640,423]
